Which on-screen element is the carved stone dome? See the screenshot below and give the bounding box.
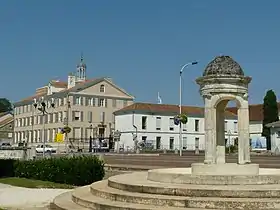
[203,56,244,77]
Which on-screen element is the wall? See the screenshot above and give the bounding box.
[115,112,238,151]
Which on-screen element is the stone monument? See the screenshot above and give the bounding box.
[193,55,258,176]
[50,56,280,210]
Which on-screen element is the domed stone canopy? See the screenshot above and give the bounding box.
[203,55,244,77]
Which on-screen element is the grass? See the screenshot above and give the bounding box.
[0,177,75,189]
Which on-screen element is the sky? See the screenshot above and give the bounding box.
[1,0,280,106]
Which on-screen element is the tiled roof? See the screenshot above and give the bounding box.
[50,80,67,88]
[0,116,13,128]
[17,79,98,103]
[114,103,237,118]
[226,103,280,122]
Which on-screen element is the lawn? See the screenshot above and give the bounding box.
[0,177,75,189]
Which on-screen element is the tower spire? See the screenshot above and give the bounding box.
[76,52,87,81]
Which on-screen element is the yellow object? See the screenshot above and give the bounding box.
[55,133,64,142]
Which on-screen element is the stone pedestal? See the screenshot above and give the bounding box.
[191,163,259,175]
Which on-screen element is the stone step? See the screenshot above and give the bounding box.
[90,180,189,207]
[49,191,90,210]
[148,168,280,185]
[77,183,280,209]
[108,172,280,198]
[72,185,206,210]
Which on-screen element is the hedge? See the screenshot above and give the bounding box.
[0,155,104,186]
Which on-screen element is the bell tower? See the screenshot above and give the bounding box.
[76,53,87,81]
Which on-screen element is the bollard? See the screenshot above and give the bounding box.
[174,148,178,154]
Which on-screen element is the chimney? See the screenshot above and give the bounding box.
[68,73,76,89]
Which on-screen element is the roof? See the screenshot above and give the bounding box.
[226,103,280,122]
[0,116,13,128]
[14,77,134,106]
[0,112,11,118]
[114,103,237,118]
[266,121,280,128]
[203,55,244,77]
[50,80,67,88]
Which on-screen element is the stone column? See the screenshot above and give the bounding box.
[238,99,250,164]
[204,96,215,164]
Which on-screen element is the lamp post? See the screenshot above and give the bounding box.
[179,61,198,157]
[113,130,121,153]
[33,97,55,158]
[228,130,232,154]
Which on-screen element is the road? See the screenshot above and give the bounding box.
[103,153,280,168]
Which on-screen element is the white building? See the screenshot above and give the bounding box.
[114,103,239,151]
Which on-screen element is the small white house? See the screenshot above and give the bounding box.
[266,121,280,153]
[114,103,238,151]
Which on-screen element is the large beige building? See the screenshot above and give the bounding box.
[13,56,134,146]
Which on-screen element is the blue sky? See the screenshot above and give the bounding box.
[1,0,280,106]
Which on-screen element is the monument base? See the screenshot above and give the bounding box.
[191,163,259,175]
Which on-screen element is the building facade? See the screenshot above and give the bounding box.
[0,112,14,143]
[13,56,134,147]
[114,103,239,151]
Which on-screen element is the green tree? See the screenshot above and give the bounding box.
[262,90,279,150]
[0,98,13,113]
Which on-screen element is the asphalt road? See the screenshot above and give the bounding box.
[103,153,280,168]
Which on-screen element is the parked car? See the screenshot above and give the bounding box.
[0,142,11,148]
[36,144,57,154]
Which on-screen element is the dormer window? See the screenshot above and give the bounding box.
[100,85,105,93]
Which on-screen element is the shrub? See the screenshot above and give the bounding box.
[14,155,104,186]
[0,159,16,178]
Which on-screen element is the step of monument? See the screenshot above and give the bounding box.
[72,185,205,210]
[49,191,90,210]
[90,180,188,207]
[148,168,280,185]
[108,172,280,198]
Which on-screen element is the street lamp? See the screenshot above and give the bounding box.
[33,97,55,158]
[179,61,198,157]
[113,130,121,153]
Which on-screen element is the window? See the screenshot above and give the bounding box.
[156,136,161,149]
[88,98,95,106]
[100,84,105,92]
[183,137,187,149]
[169,137,174,150]
[100,112,105,123]
[234,122,238,133]
[88,111,93,123]
[75,97,81,105]
[98,98,107,107]
[112,99,117,108]
[142,116,147,130]
[182,123,187,131]
[169,118,174,131]
[224,121,228,132]
[156,117,161,130]
[123,100,128,107]
[74,111,80,121]
[58,112,63,122]
[195,137,199,149]
[142,136,147,143]
[195,120,199,132]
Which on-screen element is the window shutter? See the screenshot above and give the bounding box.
[80,111,84,122]
[72,111,75,121]
[80,97,84,106]
[105,99,108,107]
[73,96,76,105]
[85,97,88,106]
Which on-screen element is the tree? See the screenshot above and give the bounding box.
[262,90,279,150]
[0,98,12,113]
